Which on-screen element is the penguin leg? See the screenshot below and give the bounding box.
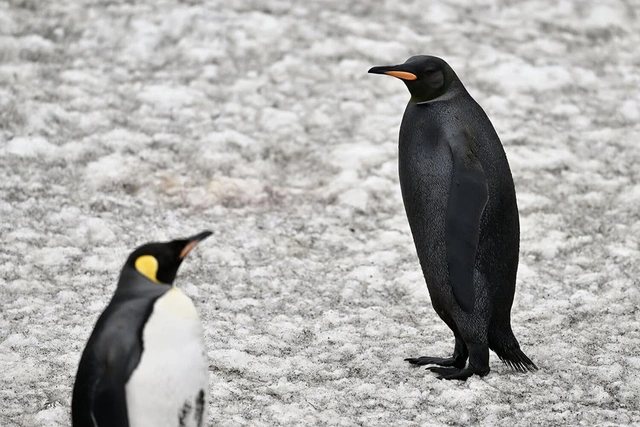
[428,342,490,381]
[405,334,468,368]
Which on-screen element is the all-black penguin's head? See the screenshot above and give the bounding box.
[368,55,457,103]
[124,230,212,285]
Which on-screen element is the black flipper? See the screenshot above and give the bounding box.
[92,371,130,426]
[445,132,488,313]
[72,283,162,427]
[73,313,137,427]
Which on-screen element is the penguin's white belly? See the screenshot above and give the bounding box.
[125,287,208,427]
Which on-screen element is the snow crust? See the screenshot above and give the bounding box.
[1,0,639,425]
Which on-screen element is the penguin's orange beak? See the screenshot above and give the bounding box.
[368,66,417,81]
[180,230,213,259]
[384,71,417,80]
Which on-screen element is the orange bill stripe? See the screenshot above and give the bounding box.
[385,71,417,80]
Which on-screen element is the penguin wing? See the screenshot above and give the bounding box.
[445,134,488,313]
[87,301,148,426]
[91,352,131,427]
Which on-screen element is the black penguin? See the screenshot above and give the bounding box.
[368,56,537,380]
[72,231,212,426]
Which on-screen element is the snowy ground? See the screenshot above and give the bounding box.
[1,0,639,425]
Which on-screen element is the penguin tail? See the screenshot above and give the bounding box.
[490,331,538,373]
[495,347,538,373]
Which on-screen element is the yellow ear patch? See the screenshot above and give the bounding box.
[135,255,160,283]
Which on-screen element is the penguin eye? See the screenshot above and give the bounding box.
[135,255,161,284]
[425,70,444,88]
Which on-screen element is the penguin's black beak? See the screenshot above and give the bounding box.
[368,65,417,81]
[180,230,213,259]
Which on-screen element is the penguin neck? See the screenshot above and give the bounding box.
[409,78,465,105]
[116,267,169,296]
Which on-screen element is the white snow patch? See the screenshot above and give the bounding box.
[329,143,390,170]
[208,349,262,373]
[5,136,58,157]
[99,128,153,152]
[208,176,266,205]
[84,152,138,189]
[484,61,573,93]
[70,217,118,245]
[508,146,575,170]
[34,406,68,427]
[337,188,369,211]
[137,85,201,109]
[19,34,55,57]
[584,5,627,29]
[259,108,303,135]
[32,247,83,267]
[616,184,640,204]
[3,1,640,426]
[618,99,639,122]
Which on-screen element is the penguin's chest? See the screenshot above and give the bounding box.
[125,288,208,427]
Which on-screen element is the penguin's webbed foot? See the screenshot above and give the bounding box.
[428,366,460,379]
[405,356,460,367]
[428,366,471,381]
[428,365,489,381]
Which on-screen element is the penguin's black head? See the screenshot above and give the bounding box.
[124,230,212,285]
[368,55,457,103]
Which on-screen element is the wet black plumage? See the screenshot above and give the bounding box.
[369,55,537,380]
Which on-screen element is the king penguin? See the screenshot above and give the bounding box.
[368,56,537,380]
[72,231,212,426]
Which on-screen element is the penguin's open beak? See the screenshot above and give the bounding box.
[180,230,213,259]
[368,65,417,81]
